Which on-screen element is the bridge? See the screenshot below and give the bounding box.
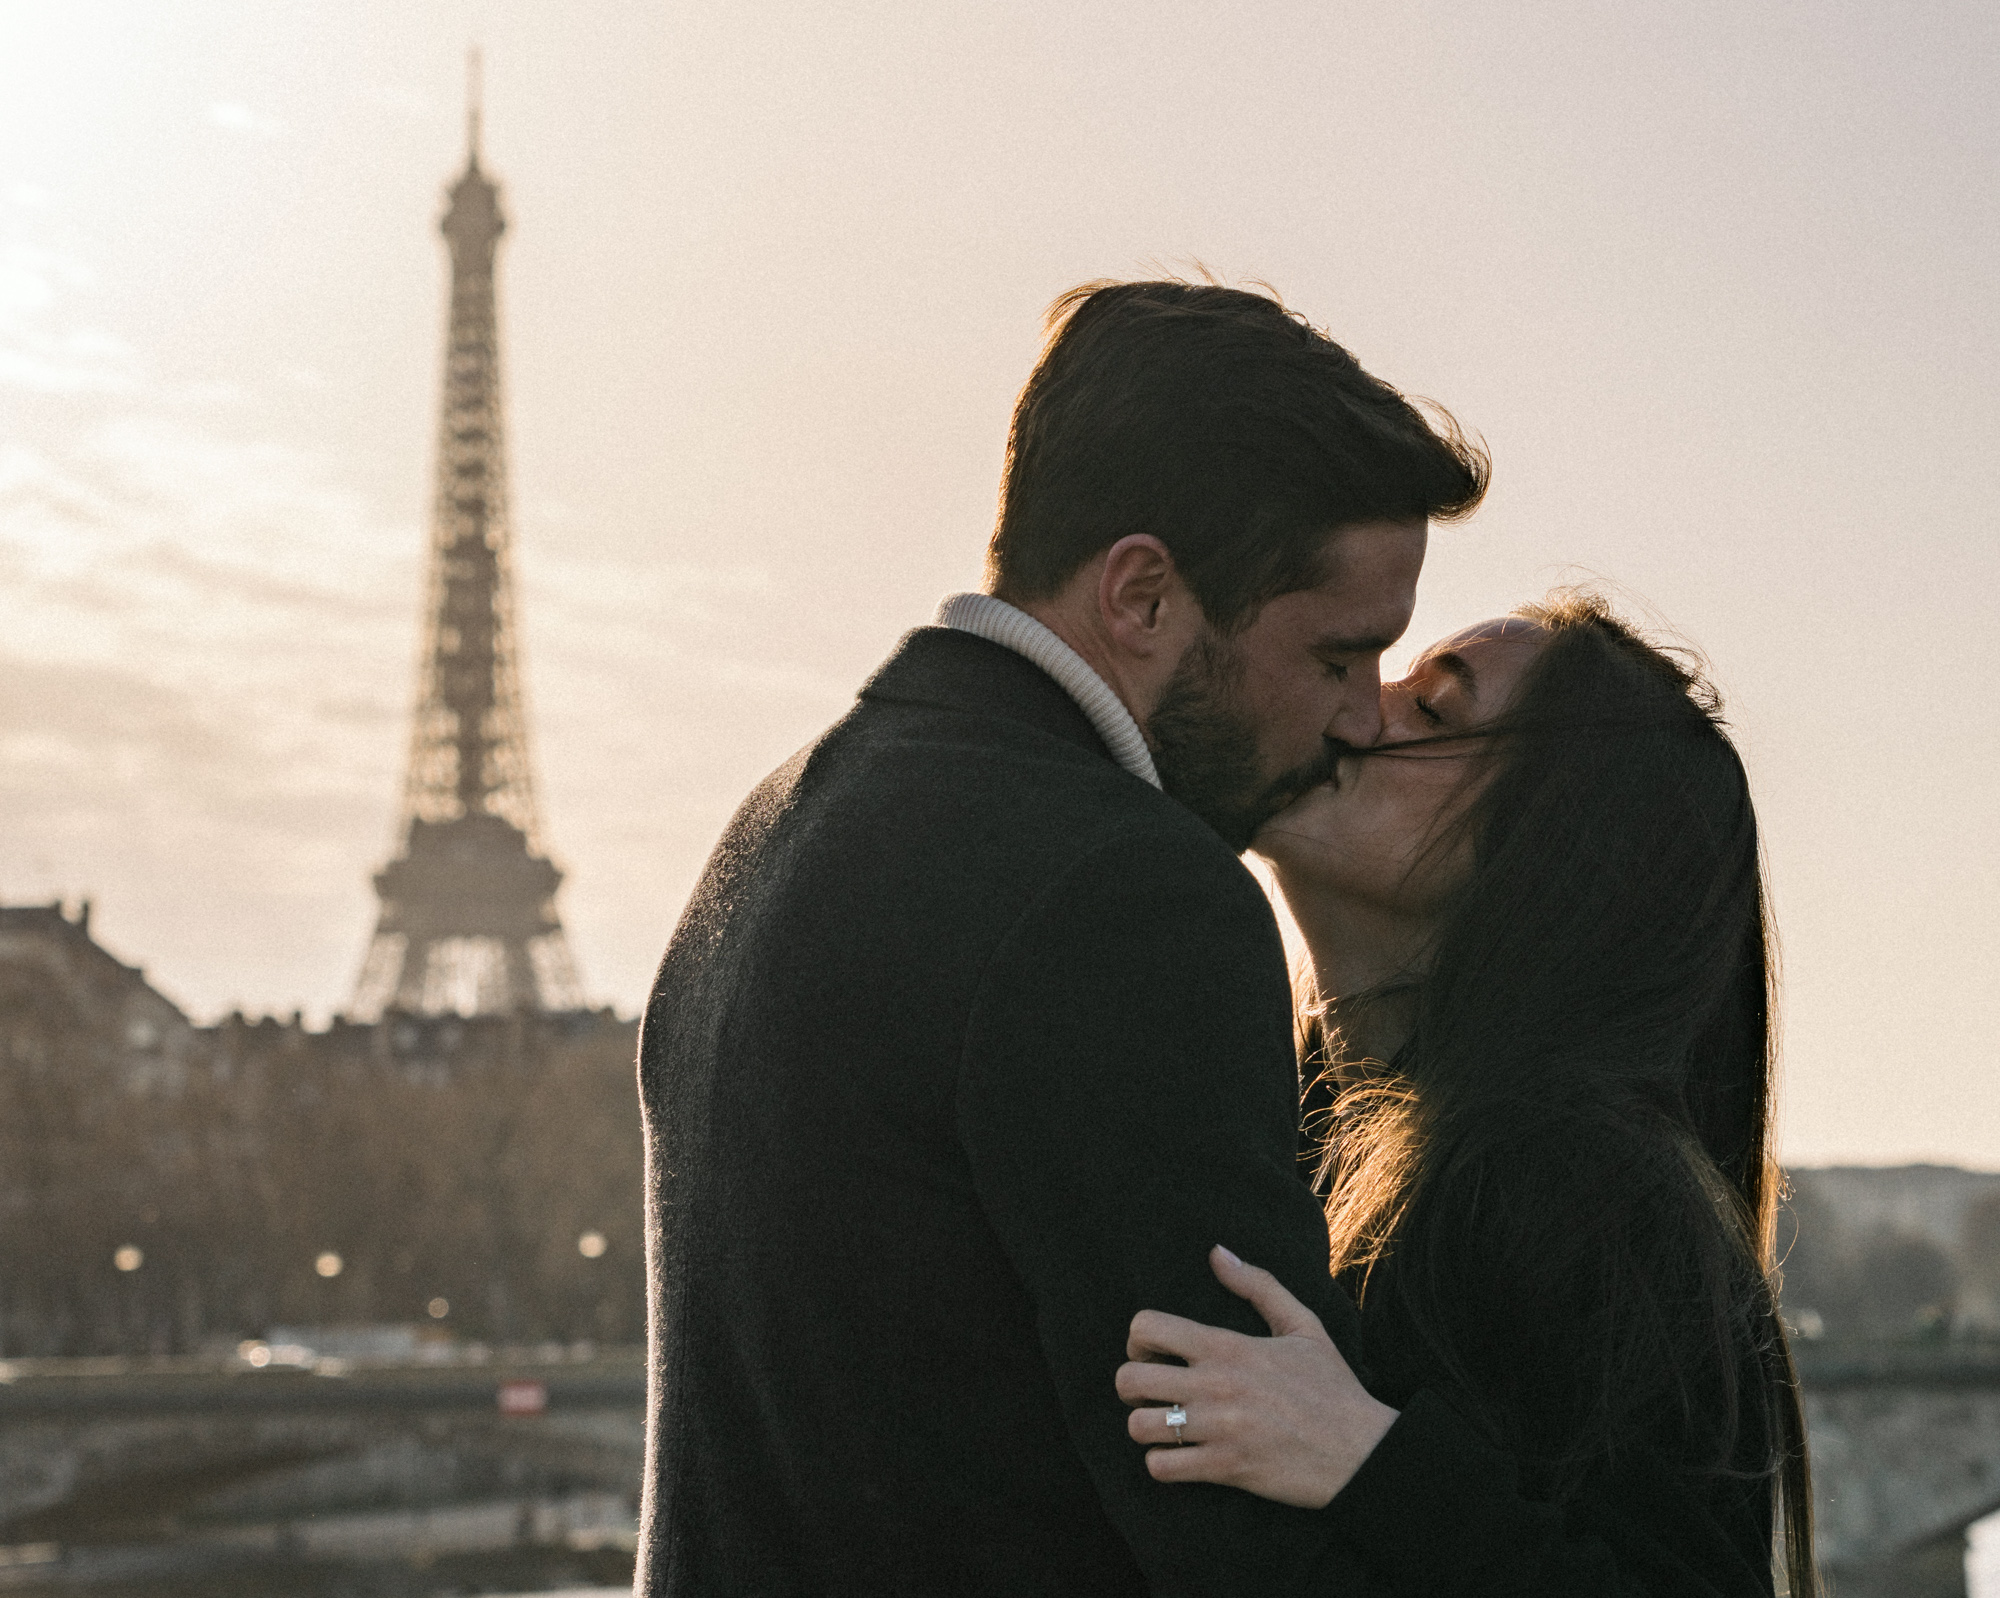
[0,1342,1994,1595]
[1796,1341,2000,1598]
[0,1350,646,1595]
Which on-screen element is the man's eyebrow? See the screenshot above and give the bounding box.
[1311,632,1401,657]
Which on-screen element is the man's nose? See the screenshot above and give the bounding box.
[1327,666,1385,747]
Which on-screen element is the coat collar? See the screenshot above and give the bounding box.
[859,626,1122,770]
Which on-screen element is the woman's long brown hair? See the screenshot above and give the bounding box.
[1308,594,1816,1594]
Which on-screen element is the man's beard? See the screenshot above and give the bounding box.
[1149,633,1338,852]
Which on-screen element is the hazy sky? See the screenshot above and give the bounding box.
[2,1,1995,1165]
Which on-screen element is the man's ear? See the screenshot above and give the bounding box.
[1097,535,1201,662]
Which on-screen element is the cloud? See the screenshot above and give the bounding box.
[0,638,398,1020]
[0,222,422,804]
[363,84,433,120]
[0,245,138,395]
[0,226,848,1020]
[703,656,852,704]
[0,652,239,774]
[206,101,286,138]
[0,244,446,1017]
[0,421,413,604]
[0,394,420,1019]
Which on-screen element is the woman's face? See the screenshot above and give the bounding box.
[1253,618,1549,922]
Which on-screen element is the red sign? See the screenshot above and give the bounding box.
[497,1379,548,1415]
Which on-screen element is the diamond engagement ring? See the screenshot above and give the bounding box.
[1164,1405,1188,1444]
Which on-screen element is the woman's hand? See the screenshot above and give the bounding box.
[1115,1245,1399,1509]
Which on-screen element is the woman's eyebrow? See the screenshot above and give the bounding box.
[1424,649,1480,698]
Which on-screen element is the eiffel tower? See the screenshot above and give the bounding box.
[351,70,583,1020]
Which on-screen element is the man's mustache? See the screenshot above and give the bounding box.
[1259,738,1351,813]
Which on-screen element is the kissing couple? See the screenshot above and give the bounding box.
[637,282,1815,1596]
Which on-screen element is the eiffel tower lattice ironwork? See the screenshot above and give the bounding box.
[351,80,583,1020]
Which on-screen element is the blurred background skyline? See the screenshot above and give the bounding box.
[1,0,1995,1166]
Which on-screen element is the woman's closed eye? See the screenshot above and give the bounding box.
[1413,695,1444,727]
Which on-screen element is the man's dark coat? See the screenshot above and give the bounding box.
[637,625,1369,1596]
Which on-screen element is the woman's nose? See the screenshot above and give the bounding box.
[1375,678,1420,742]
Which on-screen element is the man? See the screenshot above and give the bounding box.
[638,281,1486,1595]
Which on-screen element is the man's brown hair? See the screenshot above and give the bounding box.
[989,280,1488,632]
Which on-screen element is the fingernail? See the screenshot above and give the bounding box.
[1215,1245,1241,1267]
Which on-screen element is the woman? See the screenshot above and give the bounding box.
[1116,593,1815,1595]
